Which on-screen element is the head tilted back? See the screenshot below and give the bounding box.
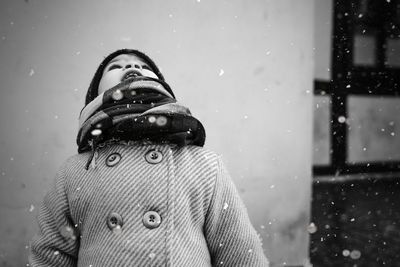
[85,49,174,105]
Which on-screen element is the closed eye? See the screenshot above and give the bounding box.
[108,64,122,71]
[142,65,152,71]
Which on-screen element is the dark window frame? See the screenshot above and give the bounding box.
[313,0,400,176]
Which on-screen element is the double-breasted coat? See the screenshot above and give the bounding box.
[29,143,269,266]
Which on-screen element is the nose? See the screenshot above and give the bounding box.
[124,63,141,70]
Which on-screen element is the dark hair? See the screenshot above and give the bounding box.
[85,49,174,105]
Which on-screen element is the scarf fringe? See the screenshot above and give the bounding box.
[85,139,99,170]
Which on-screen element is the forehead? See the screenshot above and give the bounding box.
[106,54,146,66]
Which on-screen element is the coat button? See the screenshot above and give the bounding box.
[142,211,161,229]
[107,212,123,230]
[145,150,163,164]
[106,152,121,167]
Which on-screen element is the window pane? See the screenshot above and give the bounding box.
[351,0,380,22]
[314,0,333,80]
[386,37,400,68]
[313,96,331,165]
[347,96,400,163]
[353,32,377,66]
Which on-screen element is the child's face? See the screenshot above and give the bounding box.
[98,54,159,95]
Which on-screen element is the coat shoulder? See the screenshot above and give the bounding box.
[173,146,223,193]
[180,145,220,157]
[176,146,221,169]
[52,152,92,187]
[60,152,91,173]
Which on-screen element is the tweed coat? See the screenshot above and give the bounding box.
[29,143,269,266]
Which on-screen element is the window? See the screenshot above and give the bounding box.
[313,0,400,176]
[311,1,400,265]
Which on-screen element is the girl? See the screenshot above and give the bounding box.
[29,49,269,267]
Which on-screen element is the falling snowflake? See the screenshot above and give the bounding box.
[29,205,35,212]
[120,37,132,42]
[350,249,361,259]
[148,116,156,123]
[60,226,77,240]
[338,116,346,123]
[29,69,35,76]
[223,202,228,210]
[149,252,156,259]
[113,225,122,234]
[307,222,317,234]
[112,89,124,100]
[219,69,224,76]
[342,249,350,257]
[91,129,102,136]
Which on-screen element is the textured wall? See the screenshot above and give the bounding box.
[0,0,314,266]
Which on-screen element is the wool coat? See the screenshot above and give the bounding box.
[29,143,269,266]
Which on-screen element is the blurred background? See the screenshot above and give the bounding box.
[0,0,398,266]
[311,0,400,266]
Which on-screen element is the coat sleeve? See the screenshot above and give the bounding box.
[29,162,79,266]
[205,157,269,267]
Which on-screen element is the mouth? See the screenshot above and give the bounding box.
[121,70,143,82]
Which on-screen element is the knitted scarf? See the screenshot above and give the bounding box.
[77,77,206,169]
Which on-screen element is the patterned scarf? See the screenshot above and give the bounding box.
[77,77,206,169]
